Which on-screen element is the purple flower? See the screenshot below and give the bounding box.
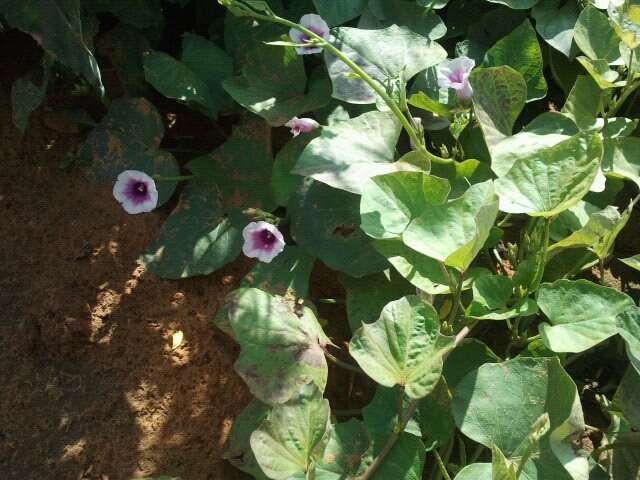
[112,170,158,214]
[242,221,285,263]
[285,117,320,137]
[289,14,330,55]
[437,56,476,101]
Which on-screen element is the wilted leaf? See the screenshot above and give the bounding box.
[229,288,330,404]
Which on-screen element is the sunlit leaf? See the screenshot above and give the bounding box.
[350,296,455,399]
[495,133,603,217]
[294,111,402,194]
[537,279,635,353]
[403,181,499,271]
[251,384,330,479]
[483,20,547,101]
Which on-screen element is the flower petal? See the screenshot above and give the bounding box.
[112,170,158,215]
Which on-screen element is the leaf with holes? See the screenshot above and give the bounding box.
[80,97,179,206]
[289,180,388,278]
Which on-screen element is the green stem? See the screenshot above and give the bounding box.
[358,401,419,480]
[243,10,452,167]
[447,270,465,325]
[324,350,365,375]
[610,80,640,116]
[598,258,606,285]
[358,325,474,480]
[433,448,453,480]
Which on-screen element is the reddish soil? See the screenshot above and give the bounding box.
[0,38,254,480]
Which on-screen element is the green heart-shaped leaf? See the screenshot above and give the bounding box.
[350,296,455,399]
[223,44,330,126]
[404,180,499,271]
[453,357,588,480]
[332,24,447,82]
[373,240,491,295]
[294,110,402,194]
[251,384,330,479]
[548,205,632,260]
[603,136,640,189]
[470,66,527,149]
[537,279,636,353]
[341,271,414,332]
[574,5,623,63]
[289,180,388,278]
[495,132,603,217]
[531,0,579,58]
[361,172,451,240]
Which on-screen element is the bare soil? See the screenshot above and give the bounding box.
[0,33,254,480]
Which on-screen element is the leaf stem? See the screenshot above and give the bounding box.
[357,401,419,480]
[324,349,365,375]
[239,9,452,167]
[357,325,474,480]
[433,448,453,480]
[447,270,465,325]
[610,79,640,115]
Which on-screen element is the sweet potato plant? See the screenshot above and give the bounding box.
[3,0,640,478]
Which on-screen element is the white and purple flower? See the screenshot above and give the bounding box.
[242,221,285,263]
[285,116,320,137]
[112,170,158,214]
[437,56,476,102]
[289,14,330,55]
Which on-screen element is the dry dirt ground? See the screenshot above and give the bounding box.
[0,36,255,480]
